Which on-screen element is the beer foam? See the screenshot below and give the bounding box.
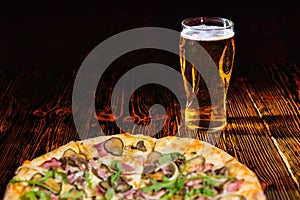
[181,25,234,41]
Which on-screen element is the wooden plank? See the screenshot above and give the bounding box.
[239,63,300,190]
[216,69,300,199]
[0,70,78,198]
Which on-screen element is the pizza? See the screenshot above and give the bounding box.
[4,133,266,200]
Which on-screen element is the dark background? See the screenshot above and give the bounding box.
[0,2,300,199]
[0,2,299,73]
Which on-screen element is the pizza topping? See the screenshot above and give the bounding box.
[214,193,246,200]
[40,158,62,169]
[142,151,163,175]
[185,155,205,173]
[131,140,147,152]
[120,163,134,173]
[20,190,51,200]
[160,162,180,181]
[62,148,78,158]
[147,151,162,164]
[142,165,157,177]
[114,178,133,193]
[158,152,185,165]
[59,189,84,199]
[60,149,89,171]
[94,140,110,157]
[99,180,112,191]
[122,188,136,198]
[104,188,115,200]
[91,162,111,179]
[214,166,229,176]
[224,179,244,192]
[135,189,166,199]
[109,160,123,184]
[41,177,62,195]
[204,163,214,172]
[68,170,84,184]
[11,169,66,198]
[103,137,124,156]
[30,173,44,181]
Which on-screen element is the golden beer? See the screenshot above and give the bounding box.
[179,17,235,131]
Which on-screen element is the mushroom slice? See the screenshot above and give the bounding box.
[142,151,163,177]
[99,181,112,191]
[185,155,205,173]
[131,140,147,152]
[63,149,78,158]
[142,165,157,177]
[61,149,88,170]
[63,148,87,160]
[30,173,62,195]
[92,163,111,179]
[214,166,228,176]
[104,137,124,156]
[143,170,165,181]
[147,151,162,165]
[115,180,132,193]
[30,173,43,181]
[43,178,62,195]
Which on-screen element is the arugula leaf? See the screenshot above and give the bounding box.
[21,190,51,200]
[110,161,123,185]
[35,190,51,200]
[141,174,234,199]
[202,188,215,197]
[60,190,84,199]
[21,191,37,200]
[184,187,215,199]
[141,178,177,193]
[84,171,93,189]
[158,152,185,165]
[53,170,67,183]
[160,178,185,200]
[104,188,115,200]
[111,160,123,171]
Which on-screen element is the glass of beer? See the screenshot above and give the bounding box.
[179,16,235,132]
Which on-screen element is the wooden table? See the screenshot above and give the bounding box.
[0,60,299,200]
[0,4,300,200]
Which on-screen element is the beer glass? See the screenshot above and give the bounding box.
[179,17,235,132]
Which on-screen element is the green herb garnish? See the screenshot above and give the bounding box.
[110,160,123,185]
[158,152,185,165]
[60,190,84,199]
[21,190,50,200]
[84,170,93,189]
[141,175,234,199]
[104,188,115,200]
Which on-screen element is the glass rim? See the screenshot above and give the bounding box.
[181,16,234,31]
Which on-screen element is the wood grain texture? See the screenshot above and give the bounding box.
[0,63,299,200]
[238,63,300,192]
[0,69,79,198]
[224,67,300,199]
